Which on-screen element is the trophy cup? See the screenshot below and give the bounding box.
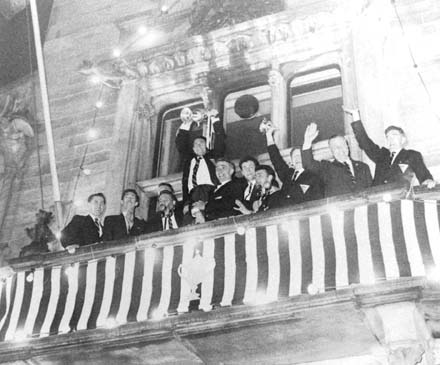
[177,249,216,301]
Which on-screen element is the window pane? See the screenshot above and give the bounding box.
[290,68,344,147]
[157,99,204,176]
[224,85,271,159]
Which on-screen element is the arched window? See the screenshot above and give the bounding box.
[156,99,205,177]
[222,84,272,160]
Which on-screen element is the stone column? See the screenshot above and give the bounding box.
[268,67,288,149]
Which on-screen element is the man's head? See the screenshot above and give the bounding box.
[87,193,106,218]
[157,191,176,215]
[239,156,258,182]
[192,136,207,157]
[255,165,276,190]
[120,189,139,213]
[290,148,303,170]
[385,126,406,153]
[328,135,350,163]
[180,107,193,124]
[215,158,235,183]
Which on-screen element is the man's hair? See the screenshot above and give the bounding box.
[385,125,405,136]
[239,155,259,169]
[87,192,106,204]
[121,188,140,203]
[255,164,275,178]
[158,182,174,194]
[192,135,207,146]
[158,190,177,202]
[216,157,235,169]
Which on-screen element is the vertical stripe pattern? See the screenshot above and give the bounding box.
[1,199,440,341]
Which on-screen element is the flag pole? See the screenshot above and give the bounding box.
[29,0,63,229]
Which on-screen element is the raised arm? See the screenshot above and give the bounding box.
[265,122,291,182]
[346,108,382,163]
[301,123,322,173]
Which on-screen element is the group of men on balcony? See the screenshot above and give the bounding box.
[59,106,435,250]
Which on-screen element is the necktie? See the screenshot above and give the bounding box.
[192,156,202,187]
[168,215,174,230]
[245,182,253,200]
[343,161,356,184]
[94,218,102,237]
[390,152,396,165]
[292,170,299,181]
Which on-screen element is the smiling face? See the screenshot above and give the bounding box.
[386,129,406,153]
[157,192,175,214]
[121,191,138,213]
[241,160,257,182]
[192,137,207,157]
[216,161,234,183]
[88,196,106,218]
[329,136,349,163]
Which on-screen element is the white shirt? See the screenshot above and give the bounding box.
[188,157,214,191]
[343,159,355,176]
[122,211,133,234]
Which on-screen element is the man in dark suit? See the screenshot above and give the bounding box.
[302,123,372,197]
[175,108,226,212]
[236,155,260,211]
[253,165,284,212]
[194,159,244,222]
[347,108,435,188]
[102,189,146,241]
[264,122,324,205]
[61,192,106,249]
[145,191,184,233]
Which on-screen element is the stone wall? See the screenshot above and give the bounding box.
[0,0,439,261]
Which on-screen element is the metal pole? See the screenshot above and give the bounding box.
[29,0,63,229]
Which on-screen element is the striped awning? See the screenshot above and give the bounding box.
[0,199,439,341]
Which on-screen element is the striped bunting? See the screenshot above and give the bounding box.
[1,199,440,341]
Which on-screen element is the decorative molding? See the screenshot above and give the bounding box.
[79,7,352,84]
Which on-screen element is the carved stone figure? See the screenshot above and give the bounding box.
[20,209,62,257]
[78,60,124,89]
[0,95,35,239]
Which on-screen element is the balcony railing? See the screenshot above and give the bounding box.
[1,184,440,344]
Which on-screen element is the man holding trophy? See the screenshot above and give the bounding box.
[175,107,226,222]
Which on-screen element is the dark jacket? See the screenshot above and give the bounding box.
[351,120,433,186]
[61,215,102,247]
[301,148,372,197]
[205,179,245,221]
[176,121,226,204]
[145,208,185,234]
[102,214,146,241]
[267,144,324,205]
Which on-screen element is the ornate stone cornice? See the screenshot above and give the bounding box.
[80,6,353,84]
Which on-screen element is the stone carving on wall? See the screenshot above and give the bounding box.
[79,8,348,85]
[0,94,35,239]
[188,0,284,36]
